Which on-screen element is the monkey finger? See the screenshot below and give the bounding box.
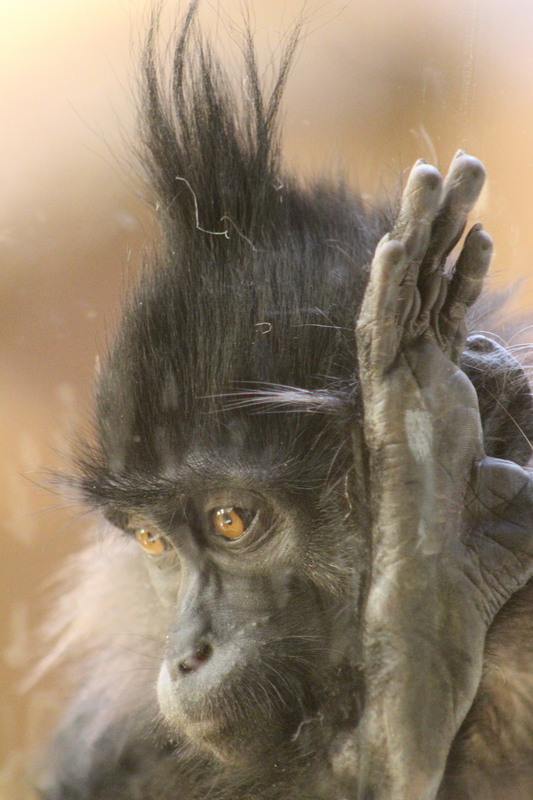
[423,151,486,271]
[439,225,493,357]
[444,321,467,365]
[357,237,408,374]
[445,224,493,314]
[391,160,443,267]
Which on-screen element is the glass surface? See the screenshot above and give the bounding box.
[2,2,533,796]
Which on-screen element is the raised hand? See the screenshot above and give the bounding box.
[355,152,533,800]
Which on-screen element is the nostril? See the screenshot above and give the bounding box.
[178,642,213,675]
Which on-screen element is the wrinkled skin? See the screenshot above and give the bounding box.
[355,152,533,799]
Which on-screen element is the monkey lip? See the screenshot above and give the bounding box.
[157,661,230,732]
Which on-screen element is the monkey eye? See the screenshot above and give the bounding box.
[134,526,168,555]
[210,507,255,540]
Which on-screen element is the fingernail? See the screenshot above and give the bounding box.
[471,222,483,232]
[415,157,427,165]
[479,232,493,252]
[454,148,466,159]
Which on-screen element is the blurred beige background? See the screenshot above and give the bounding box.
[2,0,533,797]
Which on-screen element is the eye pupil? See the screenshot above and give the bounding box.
[212,507,246,539]
[135,527,166,555]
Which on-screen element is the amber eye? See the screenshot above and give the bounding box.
[135,527,167,555]
[211,507,249,540]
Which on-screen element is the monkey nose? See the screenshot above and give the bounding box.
[176,641,213,675]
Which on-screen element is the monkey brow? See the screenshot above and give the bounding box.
[70,467,183,512]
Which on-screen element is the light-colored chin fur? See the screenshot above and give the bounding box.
[156,660,223,746]
[156,661,180,722]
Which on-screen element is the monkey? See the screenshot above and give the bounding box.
[34,4,533,799]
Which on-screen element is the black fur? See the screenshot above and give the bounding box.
[80,10,385,506]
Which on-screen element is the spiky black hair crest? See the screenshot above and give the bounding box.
[75,2,388,507]
[142,0,295,247]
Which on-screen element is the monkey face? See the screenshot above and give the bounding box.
[102,433,359,762]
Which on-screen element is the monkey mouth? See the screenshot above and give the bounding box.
[157,660,239,733]
[156,657,310,755]
[157,660,261,761]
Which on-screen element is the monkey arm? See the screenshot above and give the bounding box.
[355,153,533,800]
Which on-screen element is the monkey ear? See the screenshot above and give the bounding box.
[461,334,533,465]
